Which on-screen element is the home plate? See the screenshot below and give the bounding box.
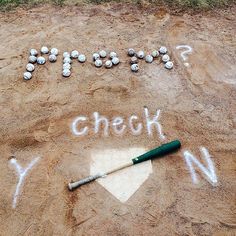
[90,148,153,203]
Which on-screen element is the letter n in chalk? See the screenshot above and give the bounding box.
[183,147,217,185]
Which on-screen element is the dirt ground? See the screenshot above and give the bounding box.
[0,3,235,236]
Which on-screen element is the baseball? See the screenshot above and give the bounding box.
[62,69,71,77]
[29,55,37,63]
[112,57,120,65]
[26,63,35,72]
[93,53,100,61]
[41,46,49,54]
[49,54,57,62]
[99,50,107,58]
[71,50,79,59]
[63,57,72,64]
[110,52,117,58]
[131,63,139,72]
[162,54,170,63]
[63,52,70,58]
[50,48,59,56]
[159,46,167,54]
[37,56,46,65]
[63,63,71,70]
[137,50,145,59]
[95,59,103,67]
[151,50,159,58]
[165,61,173,69]
[128,48,135,57]
[78,54,86,63]
[145,55,153,63]
[23,71,32,80]
[105,60,113,68]
[30,49,38,56]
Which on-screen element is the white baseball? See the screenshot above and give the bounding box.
[49,54,57,62]
[93,53,100,61]
[62,69,71,77]
[41,46,49,54]
[110,52,117,58]
[63,57,72,64]
[105,60,113,68]
[71,50,79,59]
[78,54,86,63]
[162,54,170,63]
[95,59,103,67]
[131,64,139,72]
[30,49,38,56]
[99,50,107,58]
[112,57,120,65]
[63,63,71,70]
[26,63,35,72]
[23,72,32,80]
[145,55,153,63]
[63,52,70,58]
[137,50,145,59]
[29,55,37,63]
[128,48,135,57]
[159,46,167,54]
[37,56,46,65]
[165,61,173,69]
[151,50,159,58]
[50,48,59,56]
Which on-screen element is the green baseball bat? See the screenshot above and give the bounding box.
[68,140,181,191]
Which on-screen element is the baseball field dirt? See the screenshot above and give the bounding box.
[0,2,235,236]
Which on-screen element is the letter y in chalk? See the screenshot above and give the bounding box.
[10,157,40,208]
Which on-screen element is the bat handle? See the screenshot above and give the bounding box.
[68,173,104,191]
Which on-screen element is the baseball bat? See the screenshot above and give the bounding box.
[68,140,181,191]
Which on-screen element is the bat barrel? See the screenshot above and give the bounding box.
[132,140,181,164]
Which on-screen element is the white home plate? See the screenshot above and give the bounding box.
[90,148,152,203]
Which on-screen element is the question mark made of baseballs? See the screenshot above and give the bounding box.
[176,45,193,67]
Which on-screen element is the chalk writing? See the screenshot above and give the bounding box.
[71,108,165,139]
[176,45,192,67]
[10,157,40,208]
[183,147,217,185]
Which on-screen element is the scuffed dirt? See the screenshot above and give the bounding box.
[0,3,235,236]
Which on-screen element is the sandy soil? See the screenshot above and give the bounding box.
[0,3,235,236]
